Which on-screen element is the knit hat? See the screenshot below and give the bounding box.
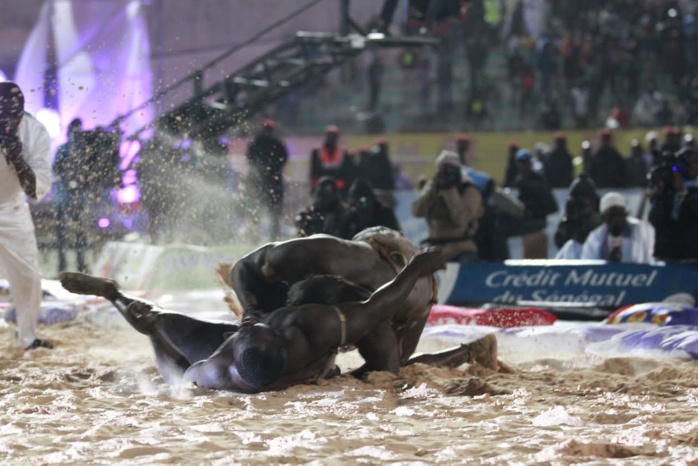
[435,150,461,168]
[600,192,626,214]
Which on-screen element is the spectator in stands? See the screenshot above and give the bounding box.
[538,102,562,131]
[295,176,347,237]
[606,104,631,129]
[367,52,385,112]
[416,57,433,113]
[341,178,400,239]
[507,51,536,118]
[581,192,654,263]
[53,118,88,273]
[465,89,492,129]
[535,33,557,103]
[245,119,288,240]
[543,132,574,188]
[625,139,649,188]
[554,174,602,259]
[513,149,559,258]
[588,129,627,188]
[412,151,484,262]
[465,22,489,92]
[503,142,520,187]
[309,125,351,196]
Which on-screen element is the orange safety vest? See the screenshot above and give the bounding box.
[319,146,345,169]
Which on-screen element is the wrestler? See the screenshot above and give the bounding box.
[60,248,493,392]
[229,227,440,376]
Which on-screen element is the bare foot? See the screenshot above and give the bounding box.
[59,272,120,301]
[124,301,159,335]
[466,334,499,371]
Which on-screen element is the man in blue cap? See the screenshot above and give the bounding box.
[512,148,558,258]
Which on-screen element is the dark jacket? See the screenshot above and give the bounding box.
[544,147,574,188]
[515,171,559,221]
[589,147,627,188]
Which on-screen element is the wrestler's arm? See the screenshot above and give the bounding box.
[286,248,445,363]
[340,248,442,341]
[229,245,275,322]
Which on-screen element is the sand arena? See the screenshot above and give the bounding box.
[1,309,697,465]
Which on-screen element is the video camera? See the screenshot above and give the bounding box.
[436,165,462,189]
[649,150,687,189]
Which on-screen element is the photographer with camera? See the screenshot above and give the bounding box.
[295,176,348,238]
[341,178,400,240]
[649,147,698,261]
[412,151,484,262]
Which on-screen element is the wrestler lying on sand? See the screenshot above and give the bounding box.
[229,227,448,376]
[60,248,497,393]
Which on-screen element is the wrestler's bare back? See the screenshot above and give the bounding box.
[256,235,397,290]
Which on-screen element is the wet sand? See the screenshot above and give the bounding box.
[1,317,697,465]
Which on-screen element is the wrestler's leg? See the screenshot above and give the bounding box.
[351,321,401,378]
[397,314,429,365]
[59,273,240,379]
[406,334,499,371]
[127,302,240,384]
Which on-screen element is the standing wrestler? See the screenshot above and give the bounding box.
[0,82,53,350]
[60,248,492,392]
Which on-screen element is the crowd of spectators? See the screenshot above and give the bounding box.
[291,120,698,265]
[354,0,698,132]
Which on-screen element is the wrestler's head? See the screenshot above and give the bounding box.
[233,323,286,389]
[0,82,24,134]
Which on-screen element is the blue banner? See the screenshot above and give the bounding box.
[437,261,698,308]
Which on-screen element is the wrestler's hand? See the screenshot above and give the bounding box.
[409,247,447,275]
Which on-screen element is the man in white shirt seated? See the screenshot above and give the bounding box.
[580,192,655,263]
